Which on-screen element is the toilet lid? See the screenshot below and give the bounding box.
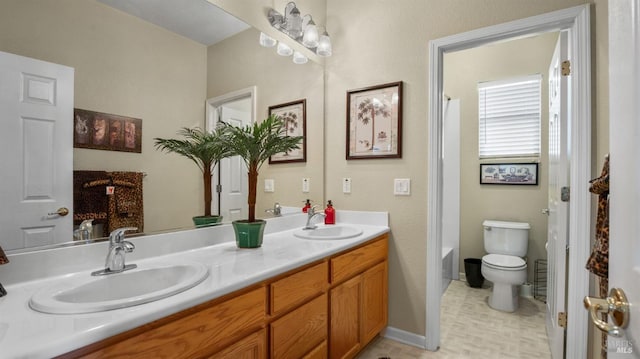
[482,254,526,270]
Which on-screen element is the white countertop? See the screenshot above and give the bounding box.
[0,211,389,358]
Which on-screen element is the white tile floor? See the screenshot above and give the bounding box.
[357,280,551,359]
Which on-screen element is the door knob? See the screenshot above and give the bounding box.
[48,207,69,217]
[541,208,550,215]
[584,288,630,337]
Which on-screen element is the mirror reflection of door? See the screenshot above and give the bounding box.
[206,89,254,222]
[0,51,74,250]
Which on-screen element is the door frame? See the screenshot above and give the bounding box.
[205,86,257,216]
[426,5,591,358]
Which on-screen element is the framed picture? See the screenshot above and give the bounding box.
[480,163,539,185]
[268,99,306,163]
[74,109,142,153]
[346,81,403,159]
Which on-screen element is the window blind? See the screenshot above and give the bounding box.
[478,75,542,158]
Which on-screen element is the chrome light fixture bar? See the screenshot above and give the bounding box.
[262,1,332,61]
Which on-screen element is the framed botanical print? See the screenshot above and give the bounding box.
[346,81,403,159]
[268,99,306,163]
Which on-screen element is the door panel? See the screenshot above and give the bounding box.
[545,31,569,359]
[0,51,73,250]
[608,0,640,356]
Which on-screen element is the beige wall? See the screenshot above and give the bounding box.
[206,27,325,213]
[444,32,558,283]
[324,0,608,337]
[0,0,208,234]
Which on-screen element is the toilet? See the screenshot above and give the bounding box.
[481,220,530,312]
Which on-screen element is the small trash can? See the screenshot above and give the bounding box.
[464,258,484,288]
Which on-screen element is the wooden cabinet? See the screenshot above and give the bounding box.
[270,293,328,358]
[208,329,267,359]
[330,237,388,359]
[61,234,388,359]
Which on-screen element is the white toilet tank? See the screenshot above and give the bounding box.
[483,220,530,257]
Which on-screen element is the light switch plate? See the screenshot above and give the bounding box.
[264,179,275,192]
[302,178,310,193]
[394,178,411,195]
[342,178,352,193]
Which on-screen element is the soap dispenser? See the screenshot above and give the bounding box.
[324,200,335,225]
[302,199,312,213]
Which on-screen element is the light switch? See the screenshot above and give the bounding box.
[343,178,352,193]
[394,178,411,196]
[302,178,310,193]
[264,179,275,192]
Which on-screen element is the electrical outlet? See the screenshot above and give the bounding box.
[394,178,411,195]
[264,179,275,193]
[342,178,352,193]
[302,178,310,193]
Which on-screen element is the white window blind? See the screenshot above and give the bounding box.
[478,75,541,158]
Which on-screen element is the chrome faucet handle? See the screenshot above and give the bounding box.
[265,202,282,216]
[109,227,138,244]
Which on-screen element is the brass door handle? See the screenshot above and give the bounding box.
[48,207,69,217]
[584,288,630,337]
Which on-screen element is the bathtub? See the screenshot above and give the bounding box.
[442,247,453,295]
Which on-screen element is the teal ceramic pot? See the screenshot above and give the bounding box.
[192,215,223,227]
[232,220,266,248]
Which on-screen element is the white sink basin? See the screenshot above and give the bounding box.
[293,225,363,240]
[29,262,209,314]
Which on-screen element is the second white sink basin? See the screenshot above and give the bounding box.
[29,262,209,314]
[294,225,363,240]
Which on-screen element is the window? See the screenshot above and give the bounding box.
[478,75,541,158]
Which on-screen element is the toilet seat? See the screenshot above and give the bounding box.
[482,254,526,271]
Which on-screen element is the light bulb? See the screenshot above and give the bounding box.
[316,32,332,57]
[277,42,293,56]
[259,32,277,48]
[293,51,308,64]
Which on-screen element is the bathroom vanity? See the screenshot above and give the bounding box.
[0,211,389,358]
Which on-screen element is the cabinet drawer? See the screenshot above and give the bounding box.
[81,287,266,358]
[303,340,327,359]
[270,293,328,359]
[331,235,388,283]
[208,329,267,359]
[271,261,327,315]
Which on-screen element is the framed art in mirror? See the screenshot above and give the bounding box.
[346,81,403,160]
[480,163,538,185]
[268,99,307,163]
[74,109,142,153]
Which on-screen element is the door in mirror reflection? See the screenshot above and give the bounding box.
[0,51,74,250]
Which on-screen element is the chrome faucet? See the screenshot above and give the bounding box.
[91,227,138,276]
[74,219,94,242]
[303,206,325,230]
[265,202,282,217]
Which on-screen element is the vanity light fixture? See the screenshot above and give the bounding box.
[261,1,332,62]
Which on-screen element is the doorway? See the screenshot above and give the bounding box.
[205,86,256,221]
[426,5,591,359]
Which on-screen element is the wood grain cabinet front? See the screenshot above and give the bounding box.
[60,234,388,359]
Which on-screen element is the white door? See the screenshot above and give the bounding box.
[545,31,569,359]
[606,0,640,356]
[0,51,74,250]
[217,105,250,221]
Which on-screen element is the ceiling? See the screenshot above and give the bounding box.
[97,0,250,46]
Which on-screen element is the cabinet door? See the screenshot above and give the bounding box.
[361,261,388,345]
[271,294,327,359]
[208,329,266,359]
[330,275,361,359]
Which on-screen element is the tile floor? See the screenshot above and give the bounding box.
[357,280,551,359]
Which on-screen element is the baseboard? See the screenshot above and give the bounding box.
[382,326,427,349]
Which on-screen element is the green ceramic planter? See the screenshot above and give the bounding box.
[192,215,223,227]
[232,220,266,248]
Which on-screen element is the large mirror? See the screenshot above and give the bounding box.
[0,0,324,252]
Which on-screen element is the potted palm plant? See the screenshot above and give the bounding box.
[219,114,303,248]
[154,127,232,227]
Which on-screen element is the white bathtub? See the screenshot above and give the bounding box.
[442,247,453,295]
